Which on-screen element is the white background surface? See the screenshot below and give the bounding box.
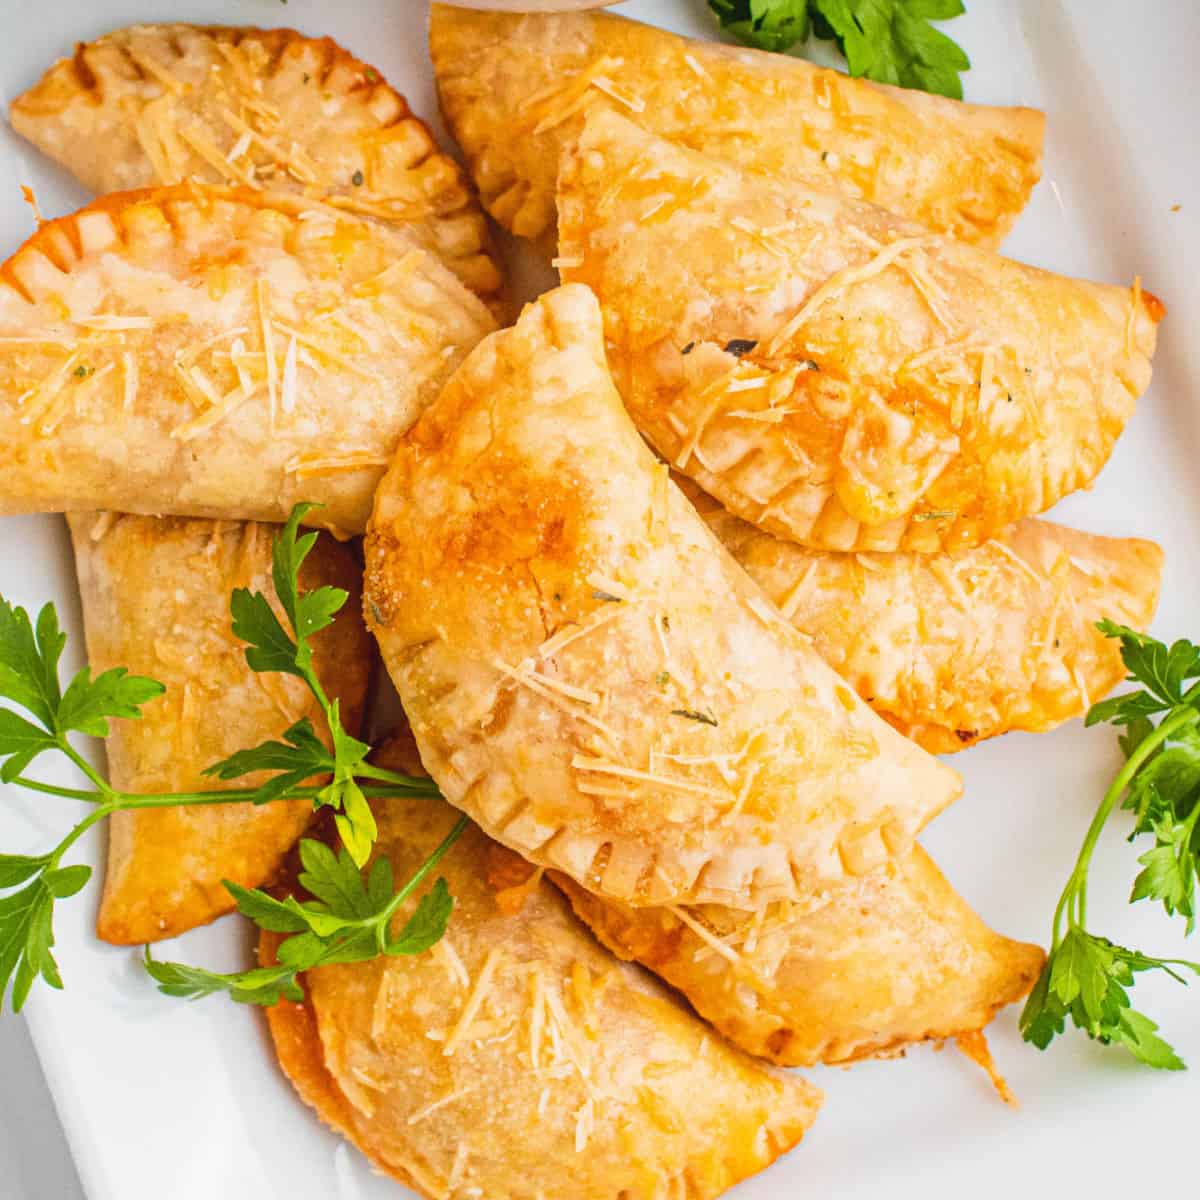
[0,1,1198,1198]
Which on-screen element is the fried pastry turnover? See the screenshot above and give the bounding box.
[558,110,1163,553]
[690,488,1164,753]
[10,24,502,304]
[0,186,495,532]
[429,3,1044,250]
[262,766,820,1199]
[555,848,1044,1067]
[364,284,961,910]
[68,512,371,944]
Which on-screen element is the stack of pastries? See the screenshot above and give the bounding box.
[0,7,1165,1196]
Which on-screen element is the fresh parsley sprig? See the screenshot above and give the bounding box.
[0,504,452,1014]
[145,828,464,1006]
[1020,621,1200,1069]
[707,1,972,99]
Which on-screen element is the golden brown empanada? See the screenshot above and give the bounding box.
[554,846,1044,1067]
[10,24,502,305]
[262,781,820,1198]
[69,512,371,944]
[0,186,495,533]
[696,496,1164,753]
[429,4,1044,251]
[364,284,960,910]
[558,111,1162,553]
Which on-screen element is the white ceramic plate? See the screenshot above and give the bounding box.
[1,1,1198,1196]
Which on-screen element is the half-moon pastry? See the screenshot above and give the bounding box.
[695,494,1164,753]
[429,3,1044,250]
[10,24,502,305]
[262,769,820,1198]
[555,847,1044,1067]
[558,110,1162,553]
[69,512,371,944]
[364,284,961,910]
[0,186,495,532]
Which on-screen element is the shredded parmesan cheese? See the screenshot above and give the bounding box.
[589,75,646,114]
[256,279,278,433]
[443,948,503,1057]
[283,451,390,478]
[280,334,299,415]
[571,756,724,799]
[767,236,933,355]
[407,1086,475,1127]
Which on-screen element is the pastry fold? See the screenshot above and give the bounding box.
[262,758,820,1199]
[364,284,961,910]
[554,847,1044,1067]
[10,24,502,305]
[68,512,371,944]
[0,186,495,532]
[558,111,1162,553]
[429,3,1044,250]
[695,494,1164,753]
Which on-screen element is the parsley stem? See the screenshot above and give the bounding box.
[1052,706,1200,946]
[8,777,102,802]
[55,736,115,800]
[7,779,440,810]
[355,763,435,789]
[374,813,469,953]
[48,805,109,869]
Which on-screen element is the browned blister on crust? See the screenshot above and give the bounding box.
[697,498,1164,753]
[555,847,1044,1067]
[364,284,961,910]
[10,23,503,304]
[261,780,820,1199]
[429,4,1044,250]
[68,512,371,944]
[0,186,495,531]
[558,111,1162,553]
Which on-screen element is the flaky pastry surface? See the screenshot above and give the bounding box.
[555,846,1043,1067]
[263,781,819,1199]
[558,111,1162,553]
[69,512,370,944]
[11,23,502,304]
[696,496,1164,752]
[0,186,495,532]
[365,285,960,910]
[429,4,1044,250]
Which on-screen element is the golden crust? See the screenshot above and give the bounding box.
[0,185,495,532]
[67,512,371,945]
[698,499,1164,753]
[429,4,1044,250]
[10,23,503,304]
[262,775,820,1198]
[558,111,1162,553]
[364,284,961,910]
[554,847,1044,1067]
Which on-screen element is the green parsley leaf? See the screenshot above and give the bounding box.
[0,600,65,728]
[812,0,970,99]
[146,831,461,1006]
[204,716,336,805]
[229,587,301,678]
[56,666,164,739]
[1022,929,1199,1069]
[142,951,304,1005]
[708,0,812,53]
[1130,816,1198,932]
[0,874,62,1013]
[1091,620,1200,715]
[0,853,49,890]
[0,710,57,783]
